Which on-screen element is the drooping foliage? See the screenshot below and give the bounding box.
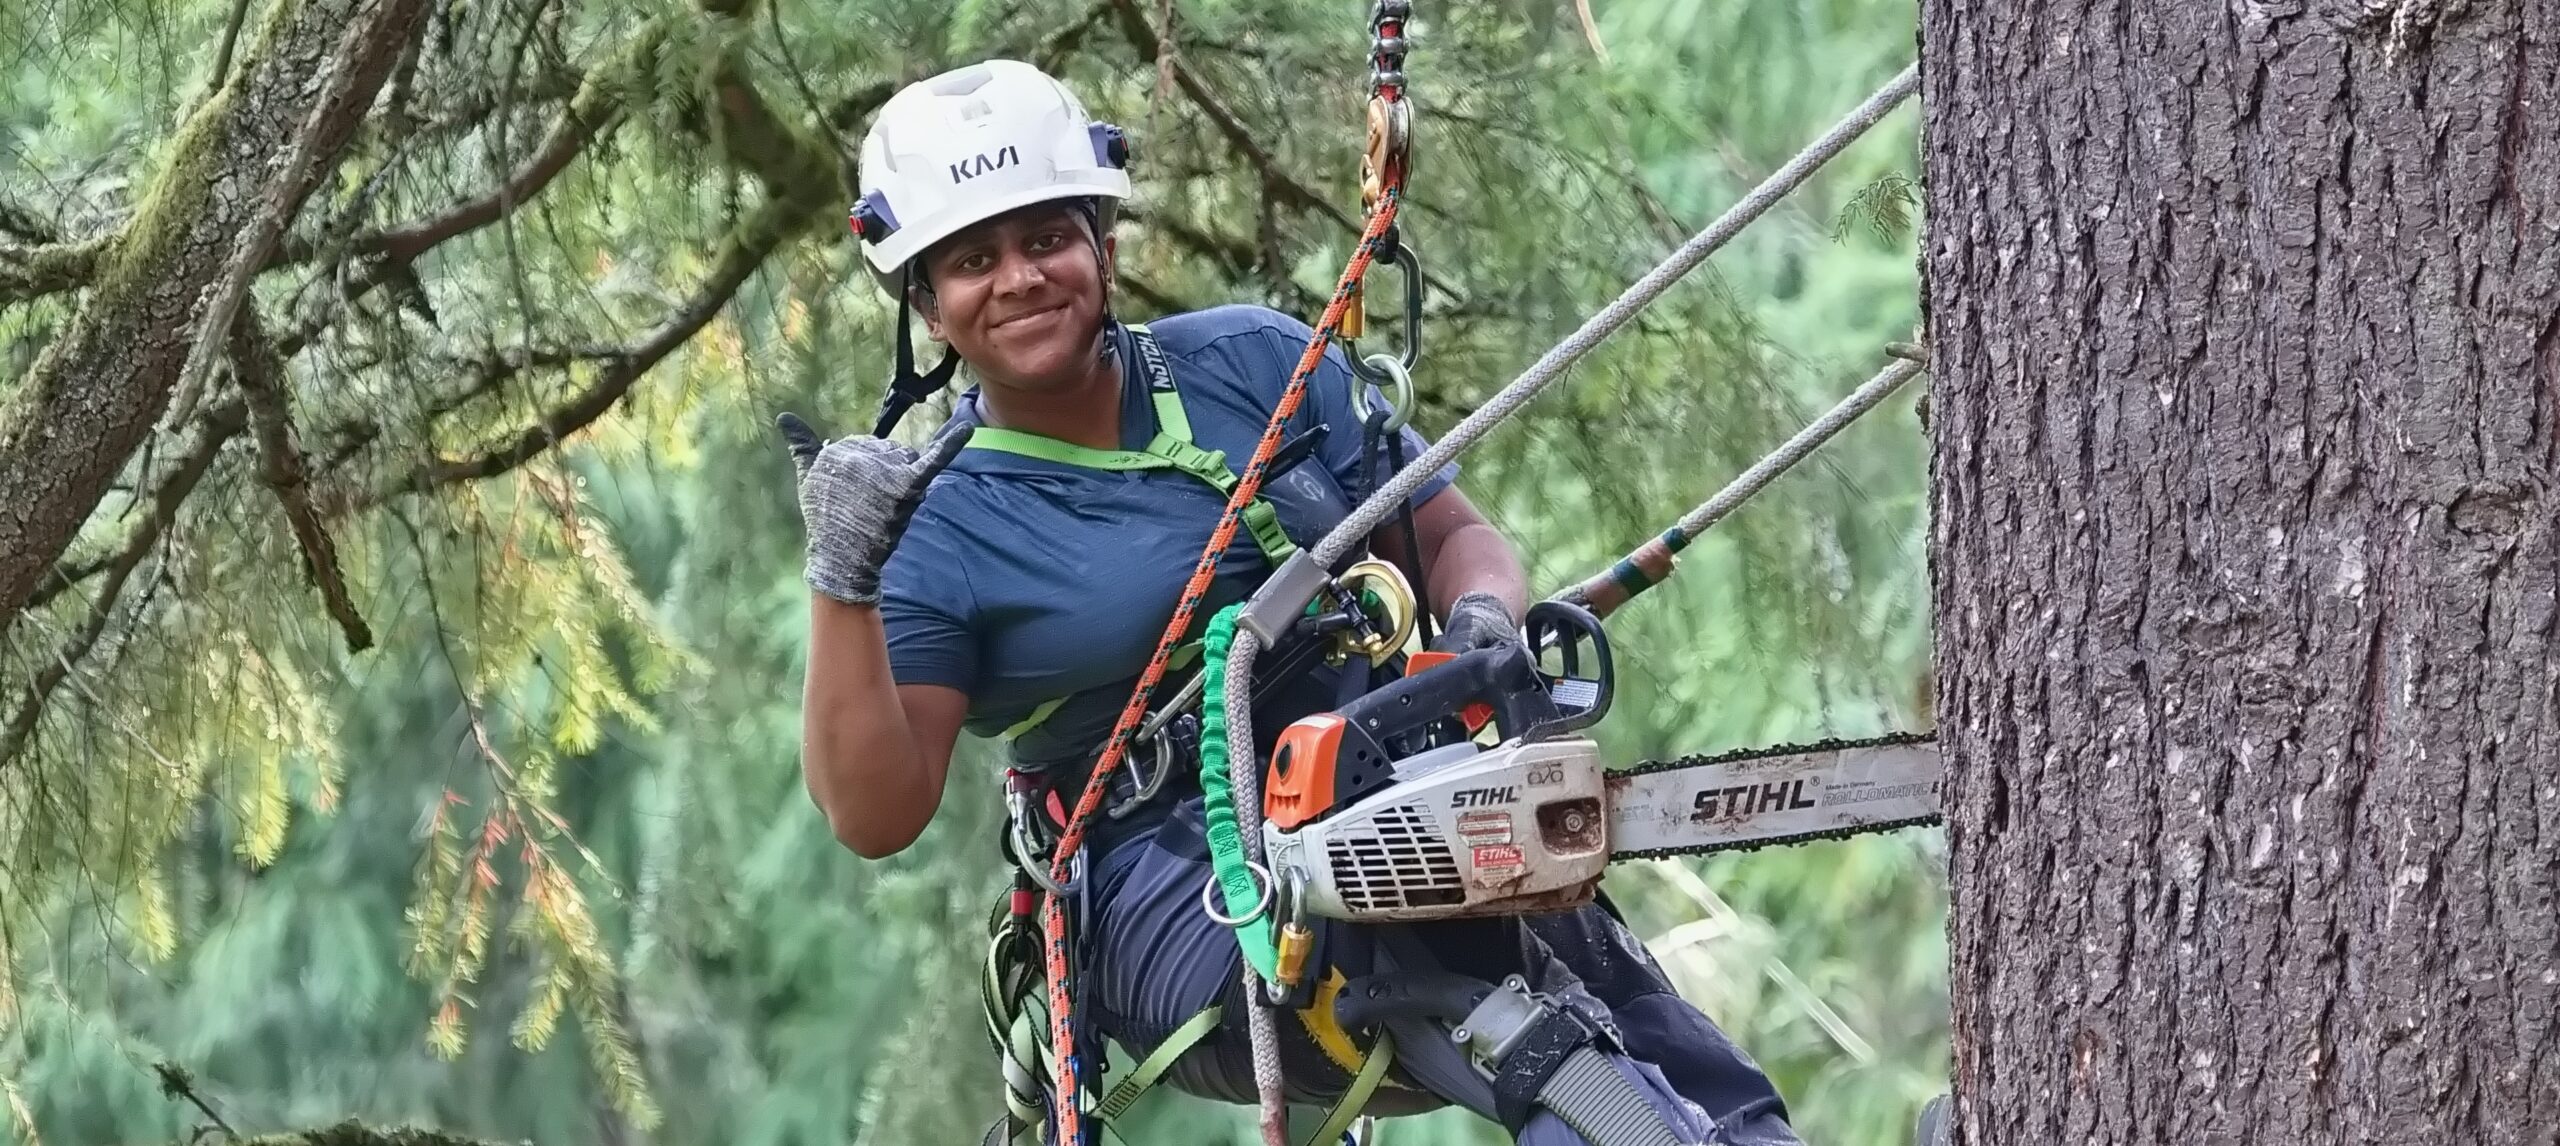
[0,0,1937,1143]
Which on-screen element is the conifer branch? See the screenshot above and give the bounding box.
[3,403,247,767]
[0,0,433,635]
[0,237,109,303]
[1105,0,1360,235]
[0,195,58,243]
[23,406,244,614]
[208,0,258,92]
[272,25,651,364]
[166,0,441,432]
[380,199,798,500]
[232,1119,507,1146]
[231,310,372,653]
[152,1062,237,1139]
[1104,0,1461,303]
[355,23,662,264]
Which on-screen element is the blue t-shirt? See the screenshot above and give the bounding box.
[877,304,1456,781]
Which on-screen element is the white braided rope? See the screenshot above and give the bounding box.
[1307,62,1921,571]
[1669,355,1926,541]
[1221,625,1291,1144]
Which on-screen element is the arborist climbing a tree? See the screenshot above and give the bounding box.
[775,55,1805,1146]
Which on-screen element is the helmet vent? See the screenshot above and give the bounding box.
[932,68,994,96]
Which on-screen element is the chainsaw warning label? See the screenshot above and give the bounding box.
[1457,810,1515,846]
[1471,843,1525,881]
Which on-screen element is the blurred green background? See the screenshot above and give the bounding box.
[0,0,1937,1142]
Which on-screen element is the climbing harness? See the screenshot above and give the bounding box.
[1008,142,1410,1146]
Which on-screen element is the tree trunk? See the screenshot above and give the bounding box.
[1923,2,2559,1143]
[0,0,427,631]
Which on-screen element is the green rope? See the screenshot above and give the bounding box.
[1198,603,1279,980]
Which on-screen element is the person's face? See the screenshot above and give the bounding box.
[917,202,1114,392]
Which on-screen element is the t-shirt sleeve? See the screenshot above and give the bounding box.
[1251,311,1458,509]
[875,501,979,692]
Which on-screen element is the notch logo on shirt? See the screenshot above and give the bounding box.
[950,146,1020,183]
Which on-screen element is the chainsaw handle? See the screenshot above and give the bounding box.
[1524,599,1613,734]
[1336,642,1560,752]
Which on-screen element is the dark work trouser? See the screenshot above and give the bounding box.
[1085,796,1803,1146]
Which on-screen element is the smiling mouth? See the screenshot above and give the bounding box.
[994,303,1066,329]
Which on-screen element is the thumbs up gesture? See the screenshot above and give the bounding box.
[775,412,972,606]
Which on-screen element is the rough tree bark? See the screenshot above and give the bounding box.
[1924,1,2558,1143]
[0,0,428,632]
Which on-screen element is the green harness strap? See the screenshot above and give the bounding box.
[961,324,1299,569]
[1093,1002,1397,1146]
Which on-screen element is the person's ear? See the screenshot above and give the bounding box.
[916,288,946,342]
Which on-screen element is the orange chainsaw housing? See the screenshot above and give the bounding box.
[1265,652,1497,830]
[1263,713,1348,831]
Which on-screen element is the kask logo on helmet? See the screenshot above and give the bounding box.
[950,146,1020,184]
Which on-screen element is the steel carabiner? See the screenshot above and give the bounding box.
[1344,239,1424,386]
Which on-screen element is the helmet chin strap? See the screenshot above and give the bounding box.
[1072,199,1120,369]
[870,265,962,438]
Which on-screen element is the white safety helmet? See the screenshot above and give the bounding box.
[850,58,1131,292]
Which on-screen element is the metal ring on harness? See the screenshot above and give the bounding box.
[1354,352,1415,435]
[1201,858,1275,926]
[1330,558,1419,666]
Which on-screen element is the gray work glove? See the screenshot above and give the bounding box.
[1430,590,1522,655]
[775,412,971,605]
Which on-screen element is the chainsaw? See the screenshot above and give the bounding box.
[1258,598,1941,924]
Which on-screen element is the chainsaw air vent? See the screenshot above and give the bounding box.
[1326,802,1463,912]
